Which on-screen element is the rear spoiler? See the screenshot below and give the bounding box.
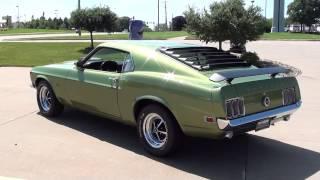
[209,67,290,84]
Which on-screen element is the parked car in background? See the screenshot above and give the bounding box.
[30,41,302,156]
[287,24,320,33]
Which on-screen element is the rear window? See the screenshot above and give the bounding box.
[159,47,250,71]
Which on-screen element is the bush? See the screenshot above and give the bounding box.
[240,52,260,65]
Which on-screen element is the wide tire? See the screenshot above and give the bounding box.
[36,81,64,117]
[137,104,182,156]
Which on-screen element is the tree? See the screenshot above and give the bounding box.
[229,3,265,49]
[116,16,130,32]
[71,7,117,49]
[184,0,264,51]
[154,23,168,32]
[264,18,273,33]
[288,0,307,32]
[305,0,320,30]
[172,16,187,31]
[61,17,70,29]
[39,15,47,29]
[288,0,320,32]
[47,18,54,29]
[93,7,118,32]
[144,23,153,32]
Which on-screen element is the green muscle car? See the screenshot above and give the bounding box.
[30,41,301,156]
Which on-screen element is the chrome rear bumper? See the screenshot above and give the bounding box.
[217,101,302,130]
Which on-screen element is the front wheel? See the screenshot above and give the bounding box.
[37,81,64,117]
[137,104,182,156]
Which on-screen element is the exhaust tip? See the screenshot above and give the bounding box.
[225,131,234,139]
[284,115,291,121]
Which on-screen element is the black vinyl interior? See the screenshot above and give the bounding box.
[83,60,123,73]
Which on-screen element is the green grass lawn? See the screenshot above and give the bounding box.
[19,31,189,40]
[0,28,72,36]
[0,42,97,67]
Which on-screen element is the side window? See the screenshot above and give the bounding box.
[84,48,134,73]
[122,54,135,72]
[88,48,128,63]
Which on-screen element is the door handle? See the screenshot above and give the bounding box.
[109,77,119,89]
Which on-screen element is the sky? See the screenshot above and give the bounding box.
[0,0,293,26]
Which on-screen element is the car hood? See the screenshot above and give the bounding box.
[61,60,77,65]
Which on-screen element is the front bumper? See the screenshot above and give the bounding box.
[217,101,302,131]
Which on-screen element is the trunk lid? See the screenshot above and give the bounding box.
[221,77,300,115]
[204,67,301,117]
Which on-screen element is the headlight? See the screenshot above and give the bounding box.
[282,88,296,106]
[225,97,245,119]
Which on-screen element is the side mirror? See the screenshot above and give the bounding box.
[75,60,84,71]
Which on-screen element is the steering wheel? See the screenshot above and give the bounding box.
[100,61,118,72]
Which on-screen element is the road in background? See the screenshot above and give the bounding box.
[0,32,125,42]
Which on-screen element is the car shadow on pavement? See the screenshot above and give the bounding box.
[44,108,320,180]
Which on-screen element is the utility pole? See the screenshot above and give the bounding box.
[164,0,168,31]
[78,0,81,36]
[265,0,267,18]
[16,5,20,28]
[171,13,173,31]
[54,10,59,18]
[157,0,160,31]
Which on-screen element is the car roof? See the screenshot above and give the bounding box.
[98,40,250,71]
[98,40,200,51]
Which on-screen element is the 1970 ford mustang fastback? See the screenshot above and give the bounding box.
[30,41,301,156]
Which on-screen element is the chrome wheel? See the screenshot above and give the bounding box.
[39,86,52,112]
[142,113,168,149]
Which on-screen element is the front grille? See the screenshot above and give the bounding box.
[282,88,296,106]
[226,98,245,119]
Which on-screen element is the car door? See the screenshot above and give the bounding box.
[66,47,131,119]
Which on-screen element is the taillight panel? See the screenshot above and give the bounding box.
[225,97,245,119]
[282,88,296,106]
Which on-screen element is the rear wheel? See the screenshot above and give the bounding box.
[37,81,64,117]
[137,104,182,156]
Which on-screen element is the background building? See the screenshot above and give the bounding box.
[0,16,12,28]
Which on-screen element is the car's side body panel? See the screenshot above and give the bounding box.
[117,71,221,137]
[63,68,121,118]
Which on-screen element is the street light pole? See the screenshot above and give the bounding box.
[157,0,160,32]
[251,0,254,6]
[16,5,20,28]
[78,0,81,36]
[265,0,267,18]
[164,0,167,30]
[54,10,59,18]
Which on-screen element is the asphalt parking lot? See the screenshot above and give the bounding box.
[0,40,320,180]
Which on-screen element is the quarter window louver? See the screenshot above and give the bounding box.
[159,47,250,71]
